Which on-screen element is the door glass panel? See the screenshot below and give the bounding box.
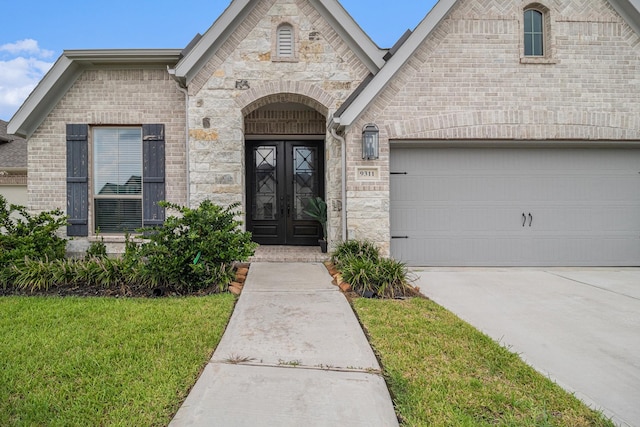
[254,146,277,220]
[293,146,317,220]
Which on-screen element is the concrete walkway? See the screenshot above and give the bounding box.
[170,262,398,427]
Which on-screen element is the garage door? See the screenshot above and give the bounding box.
[390,147,640,266]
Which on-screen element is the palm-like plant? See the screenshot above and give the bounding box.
[303,197,327,240]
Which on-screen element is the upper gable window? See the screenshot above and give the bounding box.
[277,24,294,57]
[524,9,544,56]
[520,4,556,64]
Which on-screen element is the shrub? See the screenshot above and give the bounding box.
[332,239,415,299]
[331,239,379,267]
[1,196,68,287]
[340,256,413,299]
[0,196,68,266]
[85,233,107,259]
[131,200,257,292]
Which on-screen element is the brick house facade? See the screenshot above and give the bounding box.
[8,0,640,265]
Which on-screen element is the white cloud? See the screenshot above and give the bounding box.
[0,39,55,59]
[0,40,56,121]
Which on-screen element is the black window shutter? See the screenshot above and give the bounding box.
[142,124,166,227]
[66,124,89,236]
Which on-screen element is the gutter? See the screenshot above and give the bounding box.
[168,67,190,206]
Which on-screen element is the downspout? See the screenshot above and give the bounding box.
[168,67,190,206]
[330,127,347,242]
[178,86,190,206]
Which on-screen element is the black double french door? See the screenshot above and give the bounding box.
[246,141,324,245]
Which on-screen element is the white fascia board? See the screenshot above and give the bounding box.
[609,0,640,35]
[313,0,386,71]
[336,0,457,128]
[64,49,182,63]
[8,50,182,138]
[7,55,76,138]
[173,0,253,83]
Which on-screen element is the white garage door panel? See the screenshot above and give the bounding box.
[390,148,640,266]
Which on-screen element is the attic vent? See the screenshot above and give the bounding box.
[277,24,294,57]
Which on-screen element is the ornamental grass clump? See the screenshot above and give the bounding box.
[331,239,415,299]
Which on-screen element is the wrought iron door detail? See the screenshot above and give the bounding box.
[246,141,324,246]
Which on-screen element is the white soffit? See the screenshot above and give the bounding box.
[8,50,182,139]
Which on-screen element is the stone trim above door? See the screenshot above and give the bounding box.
[236,81,335,117]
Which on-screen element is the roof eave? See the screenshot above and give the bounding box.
[173,0,254,83]
[335,0,457,128]
[174,0,387,83]
[337,0,640,128]
[609,0,640,35]
[8,55,76,138]
[7,50,182,139]
[312,0,386,71]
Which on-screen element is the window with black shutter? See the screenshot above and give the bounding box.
[66,124,165,235]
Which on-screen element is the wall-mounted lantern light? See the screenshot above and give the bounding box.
[362,123,379,160]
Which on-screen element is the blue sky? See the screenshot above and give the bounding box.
[0,0,437,122]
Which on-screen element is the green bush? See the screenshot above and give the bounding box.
[85,233,107,259]
[1,196,68,287]
[1,198,256,294]
[332,239,414,299]
[331,239,379,267]
[130,200,257,292]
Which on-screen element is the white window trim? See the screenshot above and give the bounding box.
[91,126,144,235]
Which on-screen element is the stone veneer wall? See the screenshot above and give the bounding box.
[348,0,640,255]
[28,67,186,253]
[186,0,371,246]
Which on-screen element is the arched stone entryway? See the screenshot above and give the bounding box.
[243,98,328,246]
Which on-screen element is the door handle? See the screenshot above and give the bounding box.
[280,197,284,215]
[522,213,526,227]
[528,213,533,227]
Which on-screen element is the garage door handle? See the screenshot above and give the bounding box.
[522,213,527,227]
[528,213,533,227]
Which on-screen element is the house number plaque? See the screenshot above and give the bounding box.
[355,167,380,181]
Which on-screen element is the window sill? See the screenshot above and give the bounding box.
[272,57,299,63]
[89,234,145,243]
[520,56,558,65]
[89,235,127,243]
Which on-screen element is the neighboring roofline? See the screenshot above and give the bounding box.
[333,0,456,128]
[334,0,640,129]
[173,0,387,84]
[8,49,182,139]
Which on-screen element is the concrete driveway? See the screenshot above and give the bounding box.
[414,268,640,427]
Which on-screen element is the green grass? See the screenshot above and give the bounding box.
[353,298,614,427]
[0,295,235,426]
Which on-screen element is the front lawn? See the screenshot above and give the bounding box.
[0,295,235,426]
[353,298,613,427]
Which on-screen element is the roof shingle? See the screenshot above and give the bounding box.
[0,120,27,169]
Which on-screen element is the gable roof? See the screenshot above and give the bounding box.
[8,0,389,139]
[171,0,387,85]
[7,50,183,139]
[332,0,640,129]
[0,120,27,170]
